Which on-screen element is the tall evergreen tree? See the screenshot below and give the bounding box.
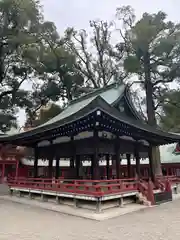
[0,0,42,131]
[116,6,180,176]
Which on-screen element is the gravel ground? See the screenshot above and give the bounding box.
[0,199,180,240]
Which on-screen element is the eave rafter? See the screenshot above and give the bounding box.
[96,111,169,145]
[21,109,179,147]
[0,94,180,147]
[4,113,97,146]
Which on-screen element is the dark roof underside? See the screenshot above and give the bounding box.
[0,96,180,146]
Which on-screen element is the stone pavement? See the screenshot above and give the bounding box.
[1,198,180,240]
[0,195,147,220]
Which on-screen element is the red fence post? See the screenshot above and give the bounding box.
[165,180,171,192]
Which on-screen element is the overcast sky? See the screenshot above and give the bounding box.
[42,0,179,31]
[17,0,179,127]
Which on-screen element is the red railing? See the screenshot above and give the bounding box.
[8,177,138,197]
[7,176,179,203]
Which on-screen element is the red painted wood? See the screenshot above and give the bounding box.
[8,178,139,197]
[147,180,155,205]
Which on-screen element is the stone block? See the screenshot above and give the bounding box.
[41,194,47,202]
[117,198,124,207]
[28,192,32,199]
[96,199,102,212]
[73,198,79,208]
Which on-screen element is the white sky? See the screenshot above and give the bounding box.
[17,0,180,126]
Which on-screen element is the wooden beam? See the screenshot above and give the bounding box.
[115,137,121,179]
[126,153,131,178]
[106,154,110,180]
[134,143,140,178]
[55,157,60,179]
[92,129,99,180]
[75,155,80,179]
[48,141,54,178]
[34,146,38,178]
[70,136,75,168]
[148,145,155,182]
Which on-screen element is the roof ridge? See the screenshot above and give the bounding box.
[68,82,123,106]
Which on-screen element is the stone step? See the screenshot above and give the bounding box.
[0,183,9,196]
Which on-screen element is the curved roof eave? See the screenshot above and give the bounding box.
[0,95,180,146]
[0,83,126,141]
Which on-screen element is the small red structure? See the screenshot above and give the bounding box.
[0,144,28,183]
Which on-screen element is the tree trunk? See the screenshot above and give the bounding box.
[144,51,162,177]
[152,147,162,176]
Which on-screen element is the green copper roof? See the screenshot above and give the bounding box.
[40,83,125,127]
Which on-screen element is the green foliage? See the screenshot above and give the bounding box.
[121,9,180,84]
[123,55,140,73]
[24,20,85,105]
[26,103,62,127]
[0,0,42,131]
[160,90,180,132]
[0,0,81,129]
[117,7,180,125]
